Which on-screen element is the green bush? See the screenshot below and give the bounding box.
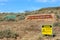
[4,15,16,21]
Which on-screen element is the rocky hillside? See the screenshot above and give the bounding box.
[0,7,60,40]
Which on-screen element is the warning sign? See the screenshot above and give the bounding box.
[42,25,53,35]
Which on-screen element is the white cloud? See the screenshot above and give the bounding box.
[35,0,59,3]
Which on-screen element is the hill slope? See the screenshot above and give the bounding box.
[0,7,60,40]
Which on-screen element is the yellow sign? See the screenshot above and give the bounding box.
[42,25,52,35]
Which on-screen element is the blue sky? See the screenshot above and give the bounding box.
[0,0,60,12]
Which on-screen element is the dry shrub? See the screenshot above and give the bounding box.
[0,29,19,39]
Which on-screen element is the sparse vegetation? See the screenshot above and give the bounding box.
[0,29,19,39]
[0,7,60,40]
[38,36,44,40]
[54,22,60,26]
[19,16,25,20]
[56,15,60,19]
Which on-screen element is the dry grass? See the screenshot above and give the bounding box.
[0,19,59,40]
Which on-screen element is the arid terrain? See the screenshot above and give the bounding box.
[0,20,59,40]
[0,7,60,40]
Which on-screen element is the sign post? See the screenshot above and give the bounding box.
[42,25,53,36]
